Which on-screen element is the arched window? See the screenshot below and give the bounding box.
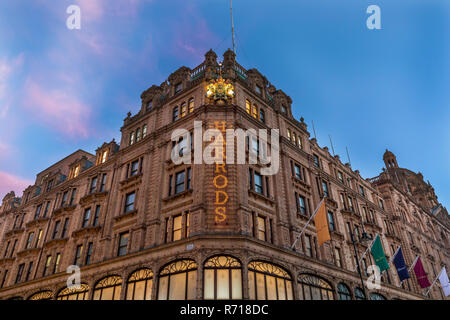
[246,100,251,114]
[337,283,351,300]
[93,275,122,300]
[126,268,153,300]
[298,274,334,300]
[248,261,293,300]
[259,109,265,123]
[354,287,366,300]
[28,290,53,300]
[57,284,90,300]
[129,131,135,146]
[157,259,197,300]
[370,293,387,300]
[188,98,194,113]
[204,256,242,300]
[181,103,187,118]
[142,124,148,138]
[173,106,179,122]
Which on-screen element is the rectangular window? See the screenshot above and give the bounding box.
[82,208,91,228]
[348,197,354,212]
[172,215,182,241]
[53,253,61,274]
[26,232,34,249]
[25,262,33,281]
[93,205,100,226]
[340,193,347,210]
[34,204,42,219]
[10,240,17,257]
[1,270,8,288]
[118,232,129,256]
[379,199,385,210]
[43,201,50,217]
[305,235,312,257]
[52,221,61,239]
[257,216,266,241]
[175,171,185,194]
[185,213,190,238]
[85,242,93,265]
[313,154,320,168]
[36,230,42,248]
[61,191,68,207]
[100,174,107,192]
[359,185,365,197]
[186,167,191,190]
[90,177,98,194]
[43,255,52,276]
[168,175,173,196]
[294,164,302,180]
[322,181,329,197]
[328,211,335,231]
[61,218,69,238]
[124,192,136,213]
[74,245,83,266]
[130,160,139,176]
[46,179,53,192]
[175,82,182,93]
[69,188,77,205]
[15,263,25,284]
[335,248,342,267]
[3,241,10,258]
[254,172,263,194]
[298,195,307,216]
[338,171,344,184]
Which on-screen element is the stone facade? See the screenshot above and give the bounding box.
[0,50,448,300]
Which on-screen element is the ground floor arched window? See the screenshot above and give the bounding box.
[203,256,242,299]
[354,287,366,300]
[57,284,90,300]
[298,274,334,300]
[157,260,197,300]
[126,268,153,300]
[93,275,122,300]
[337,283,352,300]
[370,292,387,300]
[248,261,293,300]
[28,290,53,300]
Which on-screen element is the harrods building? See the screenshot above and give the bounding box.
[0,50,448,300]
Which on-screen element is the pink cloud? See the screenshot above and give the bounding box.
[23,79,92,139]
[0,171,33,201]
[75,0,104,21]
[75,0,143,21]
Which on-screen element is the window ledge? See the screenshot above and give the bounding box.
[162,189,193,202]
[53,204,77,217]
[16,247,41,258]
[79,191,108,205]
[5,228,25,237]
[114,209,138,223]
[72,225,102,238]
[44,237,69,248]
[26,217,50,228]
[248,189,275,204]
[119,173,142,190]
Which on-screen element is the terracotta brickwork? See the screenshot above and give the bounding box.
[0,50,448,300]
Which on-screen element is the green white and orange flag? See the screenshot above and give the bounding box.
[314,199,330,246]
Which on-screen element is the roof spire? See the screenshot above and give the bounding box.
[230,0,236,55]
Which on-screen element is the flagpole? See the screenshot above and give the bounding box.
[352,233,378,272]
[408,255,419,273]
[291,197,325,250]
[381,245,400,275]
[424,268,443,296]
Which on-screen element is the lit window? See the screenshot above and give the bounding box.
[287,129,291,140]
[126,269,153,300]
[204,256,242,300]
[101,150,108,163]
[28,290,53,300]
[252,104,257,119]
[181,103,187,118]
[43,255,52,276]
[93,276,122,300]
[157,260,197,300]
[246,100,251,114]
[53,253,61,274]
[298,274,334,300]
[257,216,266,241]
[118,232,129,256]
[188,98,194,113]
[248,261,293,300]
[57,284,90,300]
[172,215,182,241]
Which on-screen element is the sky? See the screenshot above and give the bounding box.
[0,0,449,208]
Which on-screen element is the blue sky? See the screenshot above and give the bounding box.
[0,0,449,208]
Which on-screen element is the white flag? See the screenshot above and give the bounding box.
[438,267,450,296]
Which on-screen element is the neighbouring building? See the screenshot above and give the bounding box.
[0,49,448,300]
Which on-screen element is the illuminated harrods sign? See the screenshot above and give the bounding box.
[212,121,231,224]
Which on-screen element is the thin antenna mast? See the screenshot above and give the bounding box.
[329,134,335,156]
[230,0,236,54]
[311,120,317,139]
[346,146,352,167]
